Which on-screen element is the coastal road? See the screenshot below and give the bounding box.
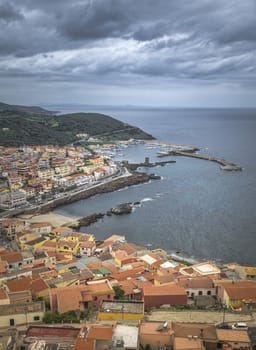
[147,310,256,325]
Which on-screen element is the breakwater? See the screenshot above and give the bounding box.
[123,158,176,172]
[158,150,242,171]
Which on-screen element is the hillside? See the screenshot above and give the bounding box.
[0,102,155,146]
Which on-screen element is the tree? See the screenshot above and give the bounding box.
[113,286,127,300]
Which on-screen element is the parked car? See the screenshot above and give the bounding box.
[217,322,230,329]
[231,322,248,330]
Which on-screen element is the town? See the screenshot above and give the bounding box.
[0,141,135,213]
[0,145,256,350]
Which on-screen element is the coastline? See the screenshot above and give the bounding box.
[16,171,160,229]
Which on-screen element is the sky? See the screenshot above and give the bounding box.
[0,0,256,108]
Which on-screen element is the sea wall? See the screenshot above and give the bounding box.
[22,172,156,216]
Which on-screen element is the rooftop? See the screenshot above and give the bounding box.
[216,329,250,342]
[114,324,139,349]
[101,300,144,314]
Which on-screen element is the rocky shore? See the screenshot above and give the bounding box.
[22,171,159,217]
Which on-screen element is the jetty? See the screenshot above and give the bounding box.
[158,150,242,171]
[123,157,176,172]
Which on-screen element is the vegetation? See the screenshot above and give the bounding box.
[43,308,94,324]
[113,285,128,300]
[0,102,155,146]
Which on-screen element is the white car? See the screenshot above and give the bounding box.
[231,322,248,330]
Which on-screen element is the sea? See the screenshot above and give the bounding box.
[47,106,256,266]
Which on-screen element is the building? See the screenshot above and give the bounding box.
[0,301,45,327]
[215,280,256,310]
[23,325,80,349]
[98,300,144,321]
[30,222,52,235]
[143,282,187,308]
[177,276,216,298]
[216,329,251,350]
[50,279,114,313]
[235,266,256,280]
[174,337,205,350]
[74,324,113,350]
[179,261,221,280]
[139,321,174,349]
[173,323,217,350]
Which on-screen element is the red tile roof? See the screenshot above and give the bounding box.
[143,282,187,296]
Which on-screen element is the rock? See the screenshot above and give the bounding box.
[149,173,161,180]
[111,203,133,215]
[78,213,105,227]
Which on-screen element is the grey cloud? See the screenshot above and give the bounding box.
[0,1,23,22]
[0,0,256,102]
[58,0,130,40]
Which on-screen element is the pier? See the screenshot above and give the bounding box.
[158,150,242,171]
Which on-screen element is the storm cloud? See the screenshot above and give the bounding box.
[0,0,256,106]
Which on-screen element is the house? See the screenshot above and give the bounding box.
[8,290,32,304]
[79,240,96,257]
[29,222,52,235]
[139,321,174,348]
[74,324,113,350]
[50,279,114,313]
[1,190,27,208]
[179,261,221,280]
[0,301,45,327]
[142,282,187,308]
[113,324,139,350]
[139,253,164,271]
[96,235,126,254]
[98,300,144,321]
[235,265,256,280]
[174,337,205,350]
[0,250,23,270]
[17,231,41,250]
[1,218,26,240]
[4,275,50,301]
[51,226,73,238]
[21,251,35,267]
[24,236,49,251]
[173,323,217,350]
[24,325,80,349]
[177,276,216,298]
[215,280,256,310]
[56,238,80,255]
[216,329,251,350]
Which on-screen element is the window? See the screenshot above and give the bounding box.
[207,291,211,295]
[34,316,40,321]
[94,296,98,301]
[198,291,203,296]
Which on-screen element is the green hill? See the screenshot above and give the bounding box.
[0,102,155,146]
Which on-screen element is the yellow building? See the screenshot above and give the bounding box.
[0,302,45,327]
[56,239,80,255]
[98,300,144,321]
[17,232,41,250]
[88,155,104,166]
